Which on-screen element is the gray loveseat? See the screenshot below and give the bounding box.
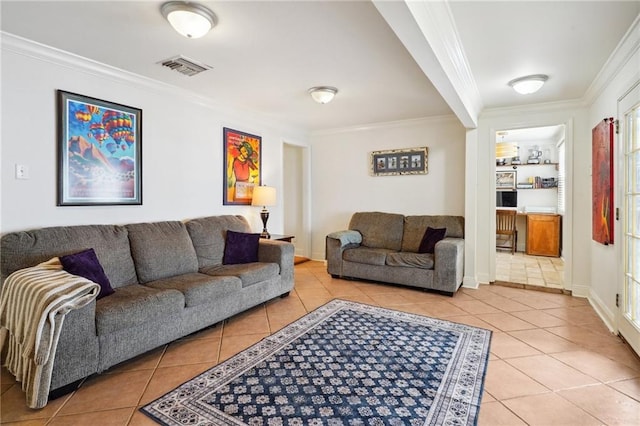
[0,215,293,404]
[326,212,464,295]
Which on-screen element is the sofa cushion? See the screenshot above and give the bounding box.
[127,221,199,284]
[223,231,260,264]
[144,273,241,308]
[401,216,465,252]
[0,225,137,289]
[342,247,395,266]
[186,215,252,269]
[418,227,447,254]
[201,262,280,288]
[95,284,184,335]
[348,212,405,250]
[386,252,435,269]
[60,248,115,299]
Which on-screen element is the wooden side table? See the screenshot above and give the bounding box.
[262,234,294,242]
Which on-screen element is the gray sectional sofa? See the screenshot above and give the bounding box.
[326,212,464,295]
[0,215,294,401]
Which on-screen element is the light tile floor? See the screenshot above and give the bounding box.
[496,251,565,290]
[2,261,640,425]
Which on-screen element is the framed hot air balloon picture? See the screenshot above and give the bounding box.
[57,90,142,206]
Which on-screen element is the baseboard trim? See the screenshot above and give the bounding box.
[493,280,570,295]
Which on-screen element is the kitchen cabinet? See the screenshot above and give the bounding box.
[526,214,561,257]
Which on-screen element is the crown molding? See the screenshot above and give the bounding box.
[480,98,587,119]
[0,32,305,134]
[1,32,175,94]
[583,14,640,104]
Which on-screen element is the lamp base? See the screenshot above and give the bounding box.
[260,208,270,239]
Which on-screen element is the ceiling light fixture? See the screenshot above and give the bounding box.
[508,74,548,95]
[308,86,338,104]
[161,1,216,39]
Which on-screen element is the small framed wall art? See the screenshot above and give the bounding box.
[223,127,262,205]
[57,90,142,206]
[496,171,517,190]
[370,147,428,176]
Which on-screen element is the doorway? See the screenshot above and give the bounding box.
[283,142,311,260]
[493,124,566,290]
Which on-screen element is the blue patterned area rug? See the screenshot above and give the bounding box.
[141,299,492,426]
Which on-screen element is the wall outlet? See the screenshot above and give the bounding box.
[15,164,29,179]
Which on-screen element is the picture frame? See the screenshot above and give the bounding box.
[57,90,142,206]
[496,171,517,190]
[592,117,614,245]
[370,147,428,176]
[223,127,262,205]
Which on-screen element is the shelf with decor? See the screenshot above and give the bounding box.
[497,163,558,170]
[516,187,557,190]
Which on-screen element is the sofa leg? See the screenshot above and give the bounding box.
[280,292,290,298]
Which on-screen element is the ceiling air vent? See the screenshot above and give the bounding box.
[158,55,211,76]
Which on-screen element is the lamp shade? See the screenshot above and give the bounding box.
[496,142,518,158]
[251,186,276,207]
[161,1,216,39]
[308,86,338,104]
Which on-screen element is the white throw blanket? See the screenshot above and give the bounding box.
[0,258,100,408]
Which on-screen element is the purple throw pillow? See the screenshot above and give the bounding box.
[60,248,115,299]
[418,227,447,254]
[223,230,261,265]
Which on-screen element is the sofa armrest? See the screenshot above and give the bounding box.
[327,230,362,247]
[52,300,100,389]
[258,239,294,288]
[433,238,465,293]
[326,230,362,277]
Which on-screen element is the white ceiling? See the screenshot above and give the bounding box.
[1,1,638,132]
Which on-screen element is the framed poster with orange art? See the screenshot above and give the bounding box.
[592,117,614,245]
[223,127,261,205]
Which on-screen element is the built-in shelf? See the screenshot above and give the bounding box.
[498,163,559,170]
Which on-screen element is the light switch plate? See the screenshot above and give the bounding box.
[15,164,29,179]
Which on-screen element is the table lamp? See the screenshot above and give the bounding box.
[251,185,276,238]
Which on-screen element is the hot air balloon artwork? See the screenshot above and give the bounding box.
[57,90,142,206]
[87,105,100,116]
[88,123,108,145]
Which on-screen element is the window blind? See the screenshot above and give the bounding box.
[557,140,565,214]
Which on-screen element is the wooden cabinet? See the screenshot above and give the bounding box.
[526,214,561,257]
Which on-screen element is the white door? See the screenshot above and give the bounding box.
[619,82,640,356]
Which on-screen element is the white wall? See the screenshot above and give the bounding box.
[308,116,466,261]
[587,43,640,330]
[1,35,307,234]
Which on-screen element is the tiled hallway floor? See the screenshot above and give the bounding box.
[496,251,565,290]
[2,261,640,425]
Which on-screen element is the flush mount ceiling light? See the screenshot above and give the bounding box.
[161,1,216,39]
[308,86,338,104]
[508,74,548,95]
